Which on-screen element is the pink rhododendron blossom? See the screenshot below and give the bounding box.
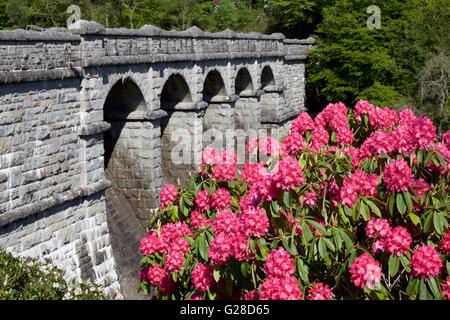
[195,190,211,212]
[410,245,443,278]
[411,117,437,150]
[311,126,329,152]
[383,159,413,193]
[304,190,319,206]
[140,231,165,256]
[442,131,450,148]
[159,275,175,295]
[441,276,450,300]
[160,184,178,210]
[243,290,259,300]
[192,263,214,292]
[259,136,281,156]
[349,253,382,289]
[190,210,211,230]
[409,178,430,199]
[232,233,253,262]
[200,147,219,167]
[259,276,302,300]
[440,230,450,255]
[291,112,314,134]
[212,163,237,181]
[147,265,167,286]
[211,188,232,210]
[208,232,233,265]
[240,207,270,238]
[212,210,239,234]
[281,132,304,156]
[273,156,305,190]
[241,162,268,185]
[307,282,333,300]
[366,218,391,239]
[383,226,412,256]
[263,248,296,277]
[160,222,193,244]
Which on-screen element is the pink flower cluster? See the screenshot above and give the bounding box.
[281,132,304,156]
[366,218,412,256]
[383,159,413,193]
[160,184,178,210]
[212,150,238,182]
[339,170,379,207]
[307,282,333,300]
[259,248,302,300]
[241,162,268,186]
[190,210,211,230]
[410,245,443,278]
[291,112,314,135]
[441,276,450,300]
[355,100,399,129]
[440,230,450,255]
[240,207,270,238]
[211,188,232,210]
[192,263,214,292]
[273,156,306,191]
[349,253,382,289]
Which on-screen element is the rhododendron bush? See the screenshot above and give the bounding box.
[138,100,450,300]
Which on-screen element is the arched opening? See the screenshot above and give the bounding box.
[235,68,254,95]
[234,68,260,132]
[160,74,192,109]
[103,78,149,299]
[259,65,286,130]
[203,70,226,102]
[160,74,194,185]
[261,66,275,89]
[202,70,233,151]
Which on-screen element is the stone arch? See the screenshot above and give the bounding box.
[235,68,254,96]
[259,64,285,127]
[160,74,195,185]
[261,65,276,89]
[201,69,235,151]
[234,67,261,146]
[160,73,192,109]
[103,77,150,300]
[202,69,227,102]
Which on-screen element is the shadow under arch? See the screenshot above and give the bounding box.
[103,77,148,300]
[235,68,254,96]
[261,65,276,89]
[160,74,194,185]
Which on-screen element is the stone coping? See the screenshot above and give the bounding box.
[0,20,315,42]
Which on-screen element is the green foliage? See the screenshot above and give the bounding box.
[0,248,108,300]
[307,0,450,128]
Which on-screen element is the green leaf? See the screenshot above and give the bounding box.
[402,191,413,211]
[419,279,432,300]
[296,258,309,283]
[399,255,411,272]
[388,194,395,215]
[396,193,406,215]
[213,269,221,282]
[360,201,370,221]
[447,261,450,274]
[198,234,208,261]
[323,237,336,252]
[405,278,420,298]
[283,191,291,207]
[388,255,400,278]
[427,278,442,300]
[338,229,355,253]
[433,213,444,235]
[409,212,421,226]
[307,219,327,235]
[364,199,382,217]
[301,220,313,242]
